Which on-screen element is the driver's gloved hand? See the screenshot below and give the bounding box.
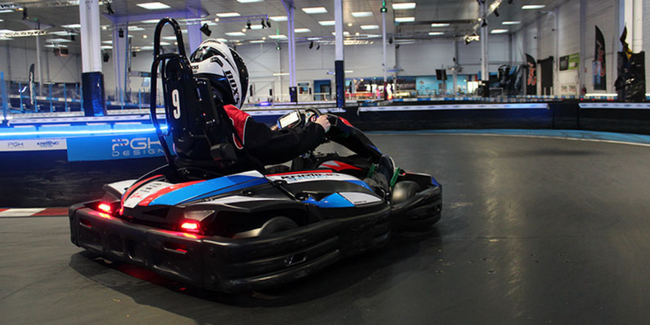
[316,115,331,133]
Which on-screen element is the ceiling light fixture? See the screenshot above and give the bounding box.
[522,4,546,9]
[360,25,379,30]
[351,12,373,17]
[431,23,450,27]
[502,21,521,25]
[392,3,416,10]
[319,20,335,26]
[216,12,241,17]
[136,2,170,10]
[302,7,327,14]
[269,16,287,21]
[491,29,509,34]
[395,17,415,22]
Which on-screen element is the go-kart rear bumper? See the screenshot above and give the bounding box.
[69,203,390,293]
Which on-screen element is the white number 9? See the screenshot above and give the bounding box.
[172,89,181,119]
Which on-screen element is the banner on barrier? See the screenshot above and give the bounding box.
[67,134,171,161]
[0,139,67,152]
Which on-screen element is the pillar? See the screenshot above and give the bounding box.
[79,0,106,116]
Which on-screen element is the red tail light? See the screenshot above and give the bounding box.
[98,203,112,214]
[180,220,200,233]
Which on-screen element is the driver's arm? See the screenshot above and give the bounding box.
[244,118,327,165]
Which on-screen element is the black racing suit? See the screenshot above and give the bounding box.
[175,104,326,173]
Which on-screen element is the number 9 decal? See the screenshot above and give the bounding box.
[172,89,181,119]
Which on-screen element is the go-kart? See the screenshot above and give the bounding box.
[68,18,442,293]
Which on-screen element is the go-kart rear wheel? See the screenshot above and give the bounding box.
[258,217,299,237]
[391,181,421,204]
[233,217,298,238]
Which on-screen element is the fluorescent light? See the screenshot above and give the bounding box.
[250,24,264,30]
[352,12,373,17]
[431,23,450,27]
[360,25,379,30]
[268,34,287,39]
[273,72,289,76]
[136,2,170,10]
[50,31,77,36]
[0,10,13,13]
[102,40,113,44]
[395,17,415,22]
[345,70,354,73]
[0,19,3,22]
[502,21,521,25]
[392,2,416,10]
[491,29,509,34]
[302,7,327,14]
[62,24,81,28]
[201,20,216,26]
[100,45,112,50]
[429,32,444,36]
[522,4,546,9]
[307,37,321,40]
[269,16,287,21]
[217,12,240,17]
[44,44,67,48]
[128,26,145,31]
[332,31,351,36]
[237,0,263,2]
[141,19,160,23]
[216,38,228,42]
[0,37,12,41]
[225,32,246,36]
[162,36,177,40]
[319,20,335,26]
[159,42,170,45]
[295,28,311,33]
[48,38,72,43]
[250,40,265,43]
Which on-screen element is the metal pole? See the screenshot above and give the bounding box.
[334,0,345,108]
[1,72,6,121]
[49,83,53,112]
[480,1,489,82]
[36,31,44,96]
[382,7,387,100]
[64,83,68,112]
[19,82,23,113]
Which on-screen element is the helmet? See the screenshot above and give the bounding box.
[190,39,249,108]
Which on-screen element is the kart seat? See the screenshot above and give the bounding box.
[157,53,241,175]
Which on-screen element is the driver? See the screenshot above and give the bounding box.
[188,39,331,168]
[187,39,398,195]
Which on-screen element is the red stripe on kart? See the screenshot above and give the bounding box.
[320,161,362,171]
[33,207,68,216]
[0,208,7,213]
[339,117,354,127]
[138,180,205,206]
[121,174,164,206]
[267,169,333,176]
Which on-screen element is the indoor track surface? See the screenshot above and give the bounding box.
[3,133,650,324]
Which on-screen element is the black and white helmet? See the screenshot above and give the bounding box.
[190,39,249,108]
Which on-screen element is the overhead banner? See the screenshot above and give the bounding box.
[526,53,537,95]
[28,63,35,106]
[593,26,607,91]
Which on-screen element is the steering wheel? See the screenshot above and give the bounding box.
[303,108,322,126]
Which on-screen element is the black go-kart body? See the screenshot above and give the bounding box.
[68,18,442,293]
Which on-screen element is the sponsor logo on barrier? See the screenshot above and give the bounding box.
[111,137,164,158]
[0,139,66,152]
[37,140,60,148]
[7,141,24,149]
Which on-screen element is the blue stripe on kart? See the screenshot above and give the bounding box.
[150,175,267,206]
[304,193,355,208]
[346,180,373,191]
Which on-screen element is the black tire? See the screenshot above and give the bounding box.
[258,217,299,237]
[391,181,421,204]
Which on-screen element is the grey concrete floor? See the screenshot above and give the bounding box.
[2,134,650,324]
